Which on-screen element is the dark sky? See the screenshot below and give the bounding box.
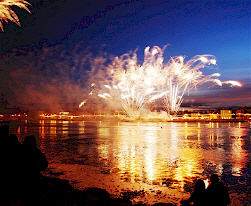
[0,0,250,112]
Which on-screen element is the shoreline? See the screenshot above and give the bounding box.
[43,163,250,206]
[40,175,178,206]
[43,163,189,206]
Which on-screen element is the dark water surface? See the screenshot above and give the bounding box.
[8,120,251,198]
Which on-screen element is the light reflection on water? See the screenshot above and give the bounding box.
[9,120,251,193]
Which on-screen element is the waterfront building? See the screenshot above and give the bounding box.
[220,110,232,119]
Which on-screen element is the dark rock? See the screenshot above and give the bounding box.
[81,187,111,206]
[133,203,147,206]
[30,175,178,206]
[40,176,76,205]
[110,198,133,206]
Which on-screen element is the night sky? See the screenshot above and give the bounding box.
[0,0,250,112]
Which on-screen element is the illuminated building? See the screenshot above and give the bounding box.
[220,110,232,119]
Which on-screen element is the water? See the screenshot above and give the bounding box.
[7,120,251,204]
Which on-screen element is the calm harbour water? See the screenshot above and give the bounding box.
[8,120,251,201]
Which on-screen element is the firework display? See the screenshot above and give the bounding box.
[80,46,241,118]
[0,0,31,31]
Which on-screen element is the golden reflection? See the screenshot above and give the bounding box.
[208,124,219,140]
[230,122,247,137]
[98,144,109,161]
[62,120,68,135]
[95,122,207,190]
[144,128,157,182]
[40,120,45,139]
[33,121,250,193]
[50,120,57,137]
[184,122,188,139]
[17,125,21,135]
[171,148,204,191]
[209,122,214,128]
[170,122,178,150]
[216,163,224,176]
[197,122,201,140]
[79,121,85,134]
[231,136,247,176]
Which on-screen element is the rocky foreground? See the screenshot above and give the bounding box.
[40,175,177,206]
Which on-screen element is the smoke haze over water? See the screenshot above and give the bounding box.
[2,42,94,112]
[0,41,250,113]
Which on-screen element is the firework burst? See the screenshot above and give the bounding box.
[80,46,241,118]
[0,0,31,31]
